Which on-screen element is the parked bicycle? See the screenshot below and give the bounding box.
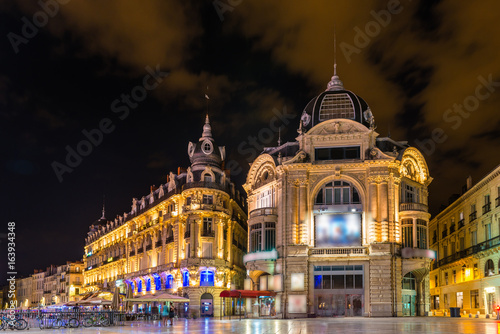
[0,315,28,330]
[53,316,79,329]
[82,313,110,327]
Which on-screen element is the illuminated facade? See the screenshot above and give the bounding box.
[41,262,84,306]
[429,166,500,316]
[83,116,247,317]
[244,67,433,318]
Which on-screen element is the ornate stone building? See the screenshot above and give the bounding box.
[429,166,500,316]
[83,116,247,317]
[243,67,433,318]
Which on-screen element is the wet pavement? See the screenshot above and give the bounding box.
[22,316,500,333]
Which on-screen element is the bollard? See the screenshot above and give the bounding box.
[486,314,490,319]
[469,313,472,318]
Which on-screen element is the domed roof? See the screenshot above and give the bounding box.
[300,65,374,130]
[188,115,225,170]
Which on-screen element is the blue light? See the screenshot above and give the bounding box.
[200,270,214,287]
[165,275,174,289]
[183,271,190,287]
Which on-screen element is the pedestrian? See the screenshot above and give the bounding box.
[169,304,176,326]
[161,302,169,326]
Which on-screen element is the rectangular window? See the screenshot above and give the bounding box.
[417,225,427,249]
[485,224,492,240]
[345,275,353,289]
[322,275,331,289]
[334,188,341,204]
[452,270,456,284]
[471,231,477,246]
[456,291,463,308]
[354,275,363,289]
[315,146,360,161]
[444,272,449,285]
[186,243,190,258]
[203,195,213,205]
[314,275,322,289]
[403,225,413,248]
[332,275,344,289]
[325,188,333,204]
[264,222,276,251]
[203,217,213,235]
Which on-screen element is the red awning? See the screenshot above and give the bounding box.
[219,290,276,298]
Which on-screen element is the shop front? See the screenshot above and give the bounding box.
[219,290,277,319]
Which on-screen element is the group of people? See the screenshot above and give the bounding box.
[161,302,176,326]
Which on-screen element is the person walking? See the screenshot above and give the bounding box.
[168,304,176,326]
[161,302,169,326]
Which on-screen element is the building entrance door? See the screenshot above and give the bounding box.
[487,292,495,314]
[200,293,213,317]
[345,294,363,316]
[402,293,416,316]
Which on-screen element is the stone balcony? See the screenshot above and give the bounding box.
[309,247,367,257]
[400,202,428,212]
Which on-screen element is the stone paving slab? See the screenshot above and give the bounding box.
[22,317,500,333]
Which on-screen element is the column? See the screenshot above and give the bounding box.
[369,180,379,243]
[299,181,308,245]
[379,181,389,242]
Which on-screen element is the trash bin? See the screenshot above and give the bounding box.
[450,307,461,317]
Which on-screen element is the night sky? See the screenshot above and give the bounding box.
[1,0,500,282]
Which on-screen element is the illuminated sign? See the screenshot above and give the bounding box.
[485,287,496,293]
[243,249,278,263]
[315,213,361,247]
[291,273,305,291]
[401,248,436,259]
[288,295,307,313]
[107,257,113,262]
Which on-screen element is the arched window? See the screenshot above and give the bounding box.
[200,270,214,287]
[154,275,161,291]
[137,280,142,293]
[485,259,494,277]
[165,275,174,289]
[183,271,190,287]
[402,272,416,290]
[204,174,213,182]
[315,181,360,205]
[145,278,151,292]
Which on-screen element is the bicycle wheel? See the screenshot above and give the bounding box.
[100,318,110,327]
[52,319,61,329]
[82,317,93,327]
[0,319,5,330]
[15,319,28,330]
[68,318,79,328]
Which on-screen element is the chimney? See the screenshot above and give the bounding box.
[466,175,472,190]
[150,185,157,193]
[178,167,187,175]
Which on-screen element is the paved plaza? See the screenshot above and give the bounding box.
[20,317,500,333]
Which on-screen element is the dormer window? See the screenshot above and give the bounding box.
[202,140,213,154]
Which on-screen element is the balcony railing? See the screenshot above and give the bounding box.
[458,219,465,229]
[201,229,215,237]
[310,247,367,256]
[400,202,428,212]
[249,207,278,219]
[469,211,477,222]
[483,203,491,214]
[182,181,230,193]
[434,234,500,269]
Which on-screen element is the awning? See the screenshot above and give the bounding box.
[219,290,277,298]
[124,292,189,303]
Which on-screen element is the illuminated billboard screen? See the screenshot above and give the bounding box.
[315,213,361,247]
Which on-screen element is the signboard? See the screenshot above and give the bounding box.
[315,213,361,247]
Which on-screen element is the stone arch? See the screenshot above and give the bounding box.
[310,173,367,209]
[201,166,216,182]
[399,147,431,185]
[246,154,276,187]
